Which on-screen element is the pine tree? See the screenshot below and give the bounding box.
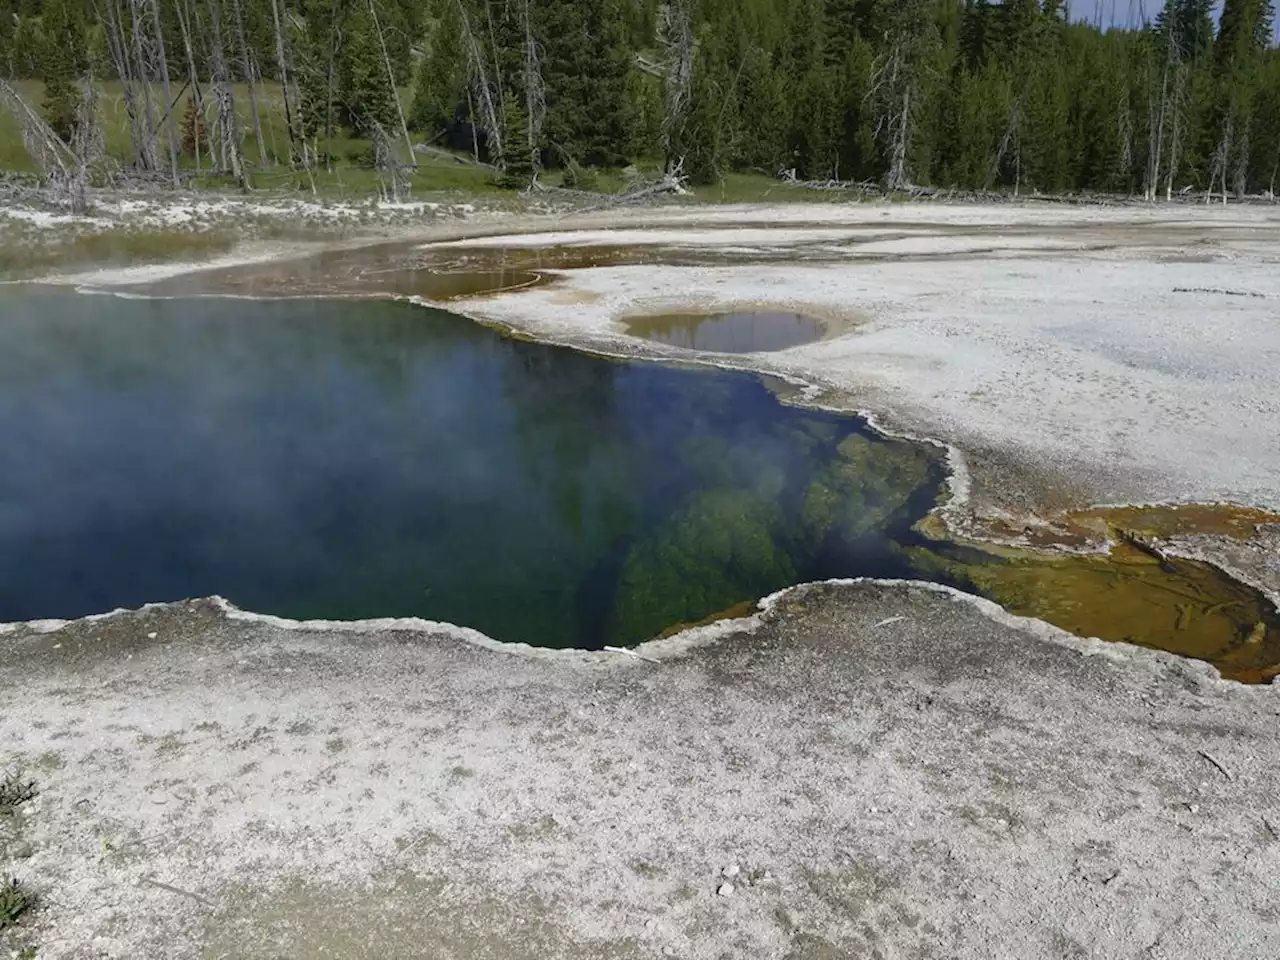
[0,0,1276,197]
[579,0,636,166]
[0,1,14,76]
[960,0,994,71]
[409,0,468,134]
[1209,0,1275,197]
[1157,0,1216,61]
[40,0,88,142]
[181,96,209,156]
[541,0,635,167]
[497,90,536,187]
[342,3,399,140]
[294,0,337,160]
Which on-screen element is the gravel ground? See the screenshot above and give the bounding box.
[3,583,1280,960]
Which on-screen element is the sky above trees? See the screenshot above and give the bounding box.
[1089,0,1279,41]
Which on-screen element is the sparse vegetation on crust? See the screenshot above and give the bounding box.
[0,772,36,815]
[0,877,35,932]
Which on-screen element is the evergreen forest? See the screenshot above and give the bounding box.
[2,0,1278,199]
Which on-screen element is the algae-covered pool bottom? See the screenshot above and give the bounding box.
[0,291,941,650]
[0,290,1275,681]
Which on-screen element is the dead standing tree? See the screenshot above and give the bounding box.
[1207,107,1233,204]
[988,79,1023,195]
[230,0,270,169]
[868,0,936,193]
[368,0,416,162]
[519,0,546,179]
[69,77,115,206]
[455,0,504,170]
[1145,13,1193,202]
[0,76,107,213]
[173,0,207,172]
[97,0,159,173]
[269,0,304,164]
[658,0,694,174]
[126,0,172,182]
[372,122,410,202]
[207,0,250,188]
[146,0,182,186]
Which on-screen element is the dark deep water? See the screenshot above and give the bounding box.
[0,290,946,648]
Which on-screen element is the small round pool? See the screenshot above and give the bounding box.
[624,310,825,353]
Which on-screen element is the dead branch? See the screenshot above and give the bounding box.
[412,143,494,169]
[0,77,103,212]
[138,875,216,908]
[1197,750,1235,782]
[527,161,690,210]
[779,169,879,194]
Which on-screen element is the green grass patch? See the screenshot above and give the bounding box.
[0,878,35,932]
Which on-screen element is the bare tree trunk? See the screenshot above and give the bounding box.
[269,0,302,164]
[324,0,341,171]
[69,76,107,211]
[466,86,480,163]
[95,0,154,171]
[125,0,162,172]
[230,0,269,168]
[990,94,1021,192]
[1118,90,1133,194]
[659,0,694,172]
[1147,42,1171,202]
[484,0,506,130]
[372,122,407,202]
[367,0,415,162]
[174,0,205,173]
[1163,59,1187,202]
[455,0,503,168]
[1233,116,1250,200]
[207,0,247,188]
[870,41,917,191]
[129,0,162,176]
[520,0,545,176]
[1208,112,1233,205]
[147,0,181,186]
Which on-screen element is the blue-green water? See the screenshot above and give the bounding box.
[0,291,945,647]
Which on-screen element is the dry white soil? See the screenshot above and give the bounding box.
[4,585,1280,960]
